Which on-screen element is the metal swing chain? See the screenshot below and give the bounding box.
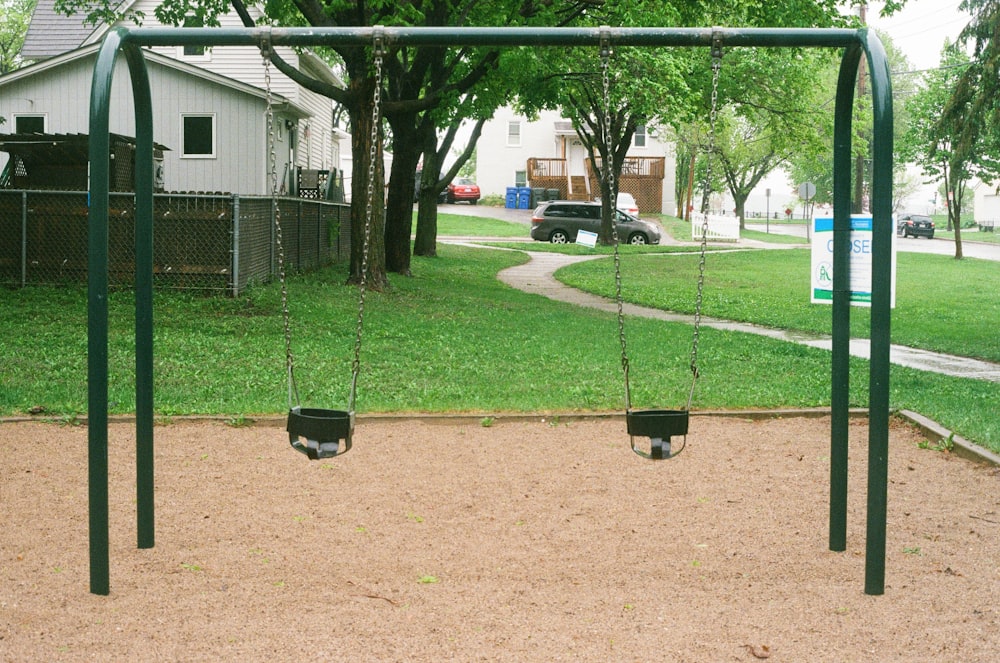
[686,33,722,411]
[601,28,633,413]
[347,27,384,415]
[261,32,301,411]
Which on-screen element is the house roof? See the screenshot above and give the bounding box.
[19,1,343,89]
[0,43,309,119]
[19,0,107,61]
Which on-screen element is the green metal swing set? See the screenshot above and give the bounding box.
[85,24,895,597]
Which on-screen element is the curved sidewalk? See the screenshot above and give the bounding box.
[494,250,1000,383]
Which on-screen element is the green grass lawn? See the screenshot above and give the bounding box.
[559,249,1000,364]
[2,209,997,453]
[432,213,529,237]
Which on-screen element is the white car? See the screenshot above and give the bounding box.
[616,192,639,217]
[596,192,640,217]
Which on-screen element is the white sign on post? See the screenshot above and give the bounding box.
[575,229,598,248]
[810,215,896,308]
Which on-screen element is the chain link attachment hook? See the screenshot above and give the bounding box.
[599,25,612,61]
[372,24,386,60]
[258,25,272,61]
[710,28,723,71]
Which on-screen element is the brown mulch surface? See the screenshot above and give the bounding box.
[2,415,998,661]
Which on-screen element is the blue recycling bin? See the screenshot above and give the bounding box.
[505,186,518,209]
[516,186,531,209]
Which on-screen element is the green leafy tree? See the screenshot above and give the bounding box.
[55,0,597,282]
[900,40,1000,257]
[564,45,696,243]
[786,28,916,211]
[707,47,838,226]
[0,0,35,75]
[939,0,1000,173]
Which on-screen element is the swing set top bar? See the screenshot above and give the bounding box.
[114,25,872,49]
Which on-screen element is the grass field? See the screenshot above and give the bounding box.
[1,212,997,452]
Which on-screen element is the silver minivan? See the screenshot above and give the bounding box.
[529,200,661,244]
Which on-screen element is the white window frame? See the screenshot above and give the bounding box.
[507,120,522,147]
[514,169,527,187]
[633,124,647,148]
[13,114,46,134]
[177,15,212,61]
[176,44,212,61]
[180,113,217,159]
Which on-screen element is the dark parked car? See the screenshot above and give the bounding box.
[897,213,935,238]
[446,177,481,204]
[530,200,661,244]
[413,171,447,203]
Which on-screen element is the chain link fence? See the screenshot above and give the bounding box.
[0,190,351,295]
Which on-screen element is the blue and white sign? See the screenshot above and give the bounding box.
[810,215,895,307]
[575,229,598,248]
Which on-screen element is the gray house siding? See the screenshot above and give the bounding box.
[143,43,338,176]
[0,47,302,195]
[131,0,339,176]
[14,0,344,192]
[151,63,269,193]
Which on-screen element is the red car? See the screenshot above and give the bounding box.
[447,178,481,204]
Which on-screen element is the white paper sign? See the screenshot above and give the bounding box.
[810,215,895,308]
[575,229,598,248]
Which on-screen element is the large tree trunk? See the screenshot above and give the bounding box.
[348,79,388,290]
[951,203,964,259]
[384,111,422,276]
[413,123,441,257]
[733,195,748,228]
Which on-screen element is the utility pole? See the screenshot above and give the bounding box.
[854,3,868,214]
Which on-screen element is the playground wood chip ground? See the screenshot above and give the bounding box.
[2,415,998,661]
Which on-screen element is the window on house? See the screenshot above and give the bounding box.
[180,15,209,58]
[634,124,647,148]
[507,121,521,147]
[14,115,45,134]
[514,170,527,187]
[181,114,216,158]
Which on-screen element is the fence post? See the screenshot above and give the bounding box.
[270,197,276,281]
[297,198,303,270]
[231,194,240,296]
[20,191,27,287]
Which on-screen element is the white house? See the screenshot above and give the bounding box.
[1,0,344,196]
[476,106,677,215]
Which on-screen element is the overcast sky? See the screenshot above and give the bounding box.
[868,0,972,71]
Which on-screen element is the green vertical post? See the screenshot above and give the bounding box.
[863,30,894,596]
[20,191,27,287]
[87,29,124,597]
[829,44,862,552]
[123,43,156,550]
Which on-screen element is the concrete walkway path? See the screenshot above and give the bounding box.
[489,249,1000,383]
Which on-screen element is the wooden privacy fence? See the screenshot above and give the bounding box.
[0,190,351,294]
[590,156,666,214]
